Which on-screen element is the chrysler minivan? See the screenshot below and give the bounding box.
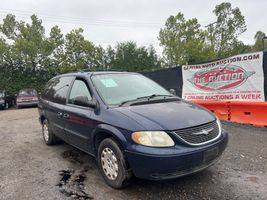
[38,71,228,188]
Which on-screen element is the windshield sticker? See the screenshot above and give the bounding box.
[100,78,118,88]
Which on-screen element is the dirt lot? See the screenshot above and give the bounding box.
[0,108,266,200]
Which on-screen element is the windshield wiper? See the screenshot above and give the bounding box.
[137,94,174,100]
[119,94,175,107]
[119,97,149,107]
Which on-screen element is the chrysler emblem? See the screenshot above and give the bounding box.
[192,128,214,136]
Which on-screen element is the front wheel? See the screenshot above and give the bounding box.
[98,138,132,189]
[42,119,57,145]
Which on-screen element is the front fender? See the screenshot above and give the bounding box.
[91,124,129,154]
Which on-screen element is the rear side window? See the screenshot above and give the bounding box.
[42,80,56,100]
[42,76,74,104]
[68,79,92,105]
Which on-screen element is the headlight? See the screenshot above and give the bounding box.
[216,117,222,134]
[17,99,23,102]
[131,131,175,147]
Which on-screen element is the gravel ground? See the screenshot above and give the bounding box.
[0,108,266,200]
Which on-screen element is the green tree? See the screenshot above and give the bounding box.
[228,40,252,55]
[60,28,104,73]
[253,31,266,51]
[158,12,215,65]
[0,14,105,93]
[106,41,161,71]
[0,14,50,92]
[45,25,65,74]
[211,2,247,58]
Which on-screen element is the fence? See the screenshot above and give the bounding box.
[142,52,267,127]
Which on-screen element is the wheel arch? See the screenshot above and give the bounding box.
[91,124,128,156]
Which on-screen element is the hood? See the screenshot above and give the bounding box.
[115,100,215,131]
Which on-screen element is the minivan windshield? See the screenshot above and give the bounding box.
[18,89,37,97]
[91,73,171,105]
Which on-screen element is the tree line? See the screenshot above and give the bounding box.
[0,2,265,94]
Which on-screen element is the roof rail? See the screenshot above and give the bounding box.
[79,68,91,73]
[101,69,127,72]
[78,68,127,73]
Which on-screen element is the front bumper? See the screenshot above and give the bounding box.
[125,130,228,180]
[17,101,38,107]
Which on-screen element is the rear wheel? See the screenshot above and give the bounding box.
[98,138,132,189]
[42,119,57,145]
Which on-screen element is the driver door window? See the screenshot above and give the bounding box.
[69,79,92,106]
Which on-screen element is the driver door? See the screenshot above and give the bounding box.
[64,78,96,153]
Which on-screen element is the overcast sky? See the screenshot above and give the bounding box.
[0,0,266,54]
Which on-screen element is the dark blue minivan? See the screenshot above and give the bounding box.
[38,71,228,188]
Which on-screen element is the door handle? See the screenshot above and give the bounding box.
[63,113,70,119]
[57,112,63,117]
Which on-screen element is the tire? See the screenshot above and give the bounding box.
[42,119,57,145]
[98,138,132,189]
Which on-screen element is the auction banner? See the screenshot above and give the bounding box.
[182,51,265,102]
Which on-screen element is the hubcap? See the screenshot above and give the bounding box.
[101,147,119,180]
[43,123,49,142]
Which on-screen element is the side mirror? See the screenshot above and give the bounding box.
[73,96,97,108]
[169,89,176,96]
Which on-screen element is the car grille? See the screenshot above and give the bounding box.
[174,120,220,145]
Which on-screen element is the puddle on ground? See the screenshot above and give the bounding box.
[57,149,98,199]
[57,168,93,200]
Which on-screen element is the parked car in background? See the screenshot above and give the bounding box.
[0,90,15,110]
[38,71,228,188]
[16,89,39,109]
